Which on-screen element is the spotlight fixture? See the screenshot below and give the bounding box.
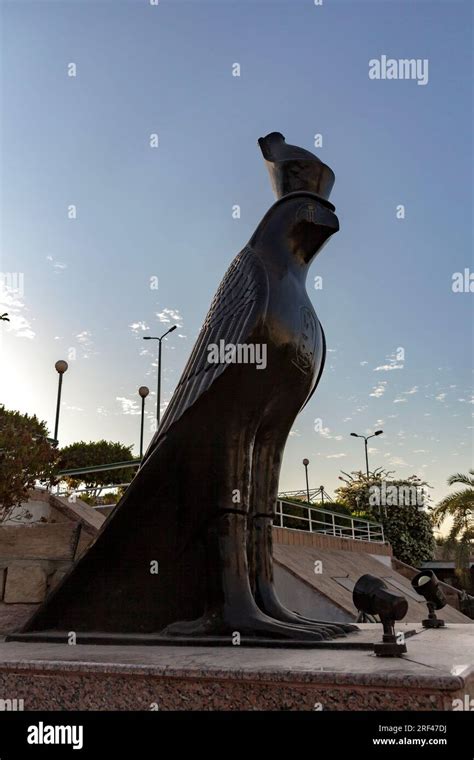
[353,574,408,657]
[411,570,446,628]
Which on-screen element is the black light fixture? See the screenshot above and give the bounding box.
[411,569,446,628]
[353,574,408,657]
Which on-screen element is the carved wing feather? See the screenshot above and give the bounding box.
[142,247,268,461]
[300,319,326,411]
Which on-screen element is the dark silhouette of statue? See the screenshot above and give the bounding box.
[16,133,355,644]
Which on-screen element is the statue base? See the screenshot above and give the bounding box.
[1,624,472,711]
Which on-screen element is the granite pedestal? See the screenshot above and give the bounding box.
[0,624,472,711]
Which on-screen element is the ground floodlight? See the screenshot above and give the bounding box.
[353,574,408,657]
[411,569,446,628]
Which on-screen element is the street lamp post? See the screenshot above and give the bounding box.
[143,325,177,427]
[53,360,68,446]
[138,386,149,459]
[302,458,310,504]
[350,430,383,477]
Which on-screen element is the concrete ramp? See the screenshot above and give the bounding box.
[274,544,471,624]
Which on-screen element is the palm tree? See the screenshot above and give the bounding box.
[432,471,474,589]
[0,313,9,322]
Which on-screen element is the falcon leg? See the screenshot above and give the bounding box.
[251,426,357,636]
[161,419,330,642]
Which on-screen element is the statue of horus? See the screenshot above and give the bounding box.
[19,133,356,643]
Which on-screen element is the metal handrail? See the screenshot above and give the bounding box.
[58,460,140,477]
[52,476,384,542]
[274,499,385,543]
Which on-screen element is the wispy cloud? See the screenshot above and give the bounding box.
[116,396,140,415]
[156,308,183,327]
[374,363,403,372]
[370,381,387,398]
[46,255,67,272]
[458,395,474,404]
[0,285,35,340]
[373,352,404,372]
[130,321,150,333]
[389,456,410,467]
[76,330,92,344]
[75,330,94,358]
[318,426,343,441]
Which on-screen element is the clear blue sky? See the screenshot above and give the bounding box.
[1,0,472,508]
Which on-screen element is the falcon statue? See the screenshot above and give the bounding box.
[18,133,355,644]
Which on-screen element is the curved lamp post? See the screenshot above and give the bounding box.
[138,385,150,459]
[53,360,68,446]
[143,325,177,426]
[350,430,383,477]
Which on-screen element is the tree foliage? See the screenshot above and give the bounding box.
[431,470,474,590]
[0,405,59,522]
[58,440,135,496]
[335,468,435,566]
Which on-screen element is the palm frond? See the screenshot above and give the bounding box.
[447,470,474,488]
[432,488,474,527]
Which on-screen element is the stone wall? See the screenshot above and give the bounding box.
[0,492,104,634]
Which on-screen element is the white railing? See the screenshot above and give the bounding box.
[274,499,385,544]
[54,483,128,508]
